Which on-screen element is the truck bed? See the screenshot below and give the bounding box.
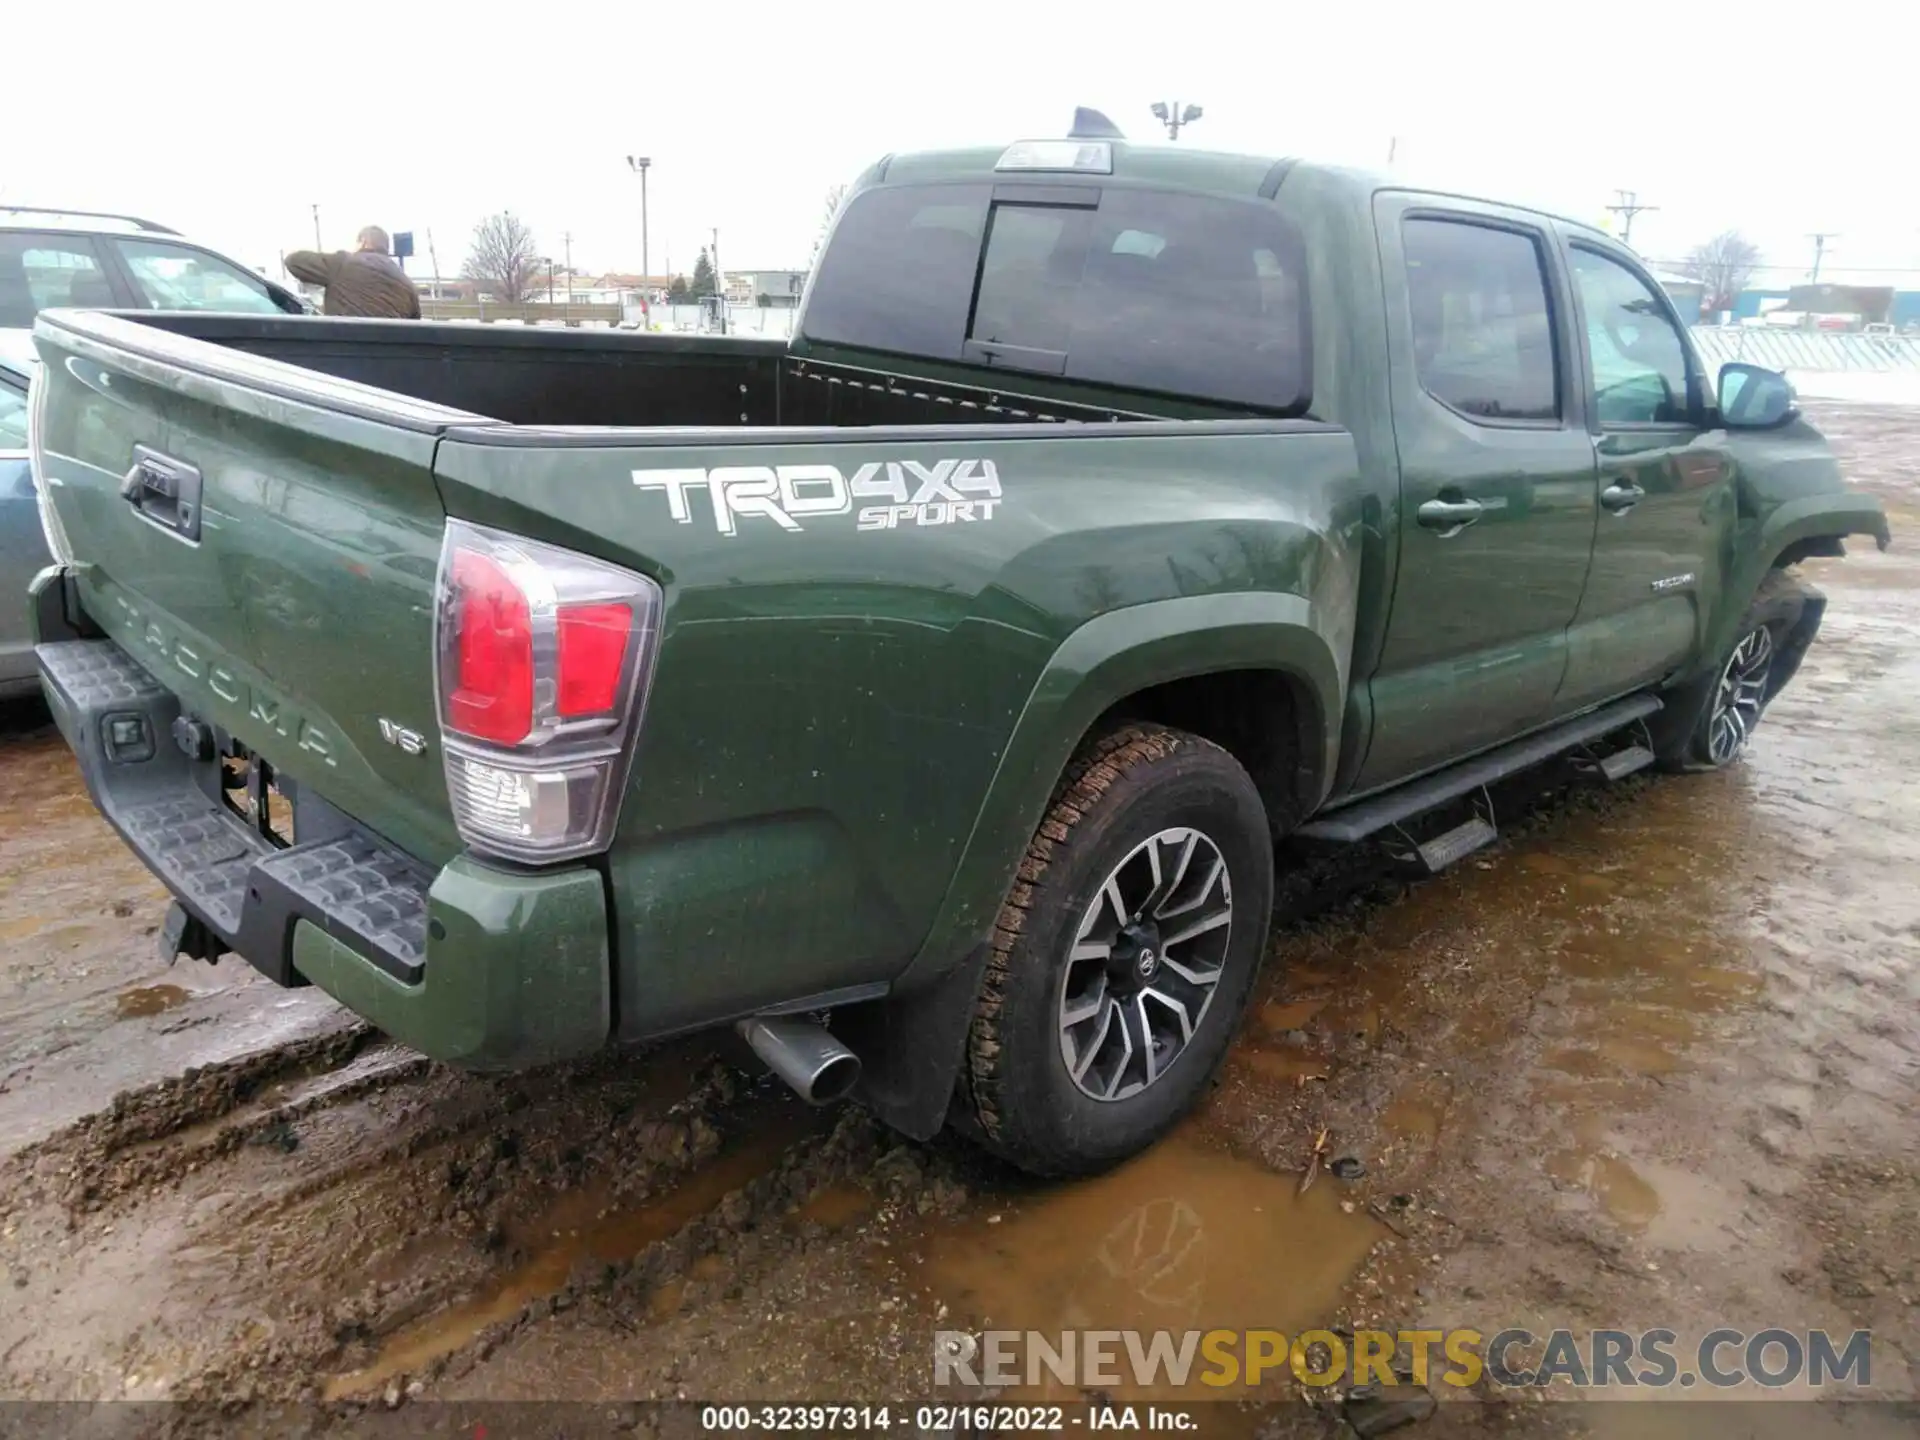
[126,313,1174,431]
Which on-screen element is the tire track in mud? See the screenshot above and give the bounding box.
[0,1012,922,1417]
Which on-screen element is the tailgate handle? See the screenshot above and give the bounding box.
[121,446,203,543]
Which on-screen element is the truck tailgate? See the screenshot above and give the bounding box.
[31,310,483,868]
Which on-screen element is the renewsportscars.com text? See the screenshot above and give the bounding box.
[933,1327,1875,1391]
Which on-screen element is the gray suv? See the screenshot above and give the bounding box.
[1,206,310,342]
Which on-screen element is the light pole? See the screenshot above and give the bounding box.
[626,155,651,297]
[1150,101,1203,140]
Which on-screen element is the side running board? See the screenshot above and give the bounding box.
[1297,694,1664,846]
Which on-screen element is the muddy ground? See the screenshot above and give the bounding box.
[0,402,1915,1437]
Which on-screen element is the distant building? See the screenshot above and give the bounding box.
[1650,272,1704,325]
[726,269,809,308]
[537,272,677,305]
[1786,283,1894,327]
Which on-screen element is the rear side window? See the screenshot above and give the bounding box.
[1403,217,1559,422]
[802,183,1310,412]
[0,233,114,328]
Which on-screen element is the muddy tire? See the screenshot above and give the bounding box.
[1652,569,1820,772]
[961,724,1274,1177]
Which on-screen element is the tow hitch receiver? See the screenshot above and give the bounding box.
[159,899,221,966]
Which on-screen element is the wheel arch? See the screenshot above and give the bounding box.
[1688,493,1889,689]
[897,591,1343,997]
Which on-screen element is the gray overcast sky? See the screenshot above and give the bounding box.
[8,0,1913,288]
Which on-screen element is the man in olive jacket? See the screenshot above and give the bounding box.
[283,226,421,318]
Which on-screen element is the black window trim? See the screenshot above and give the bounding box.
[1565,236,1703,435]
[1399,208,1572,433]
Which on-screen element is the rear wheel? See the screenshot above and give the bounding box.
[962,725,1274,1177]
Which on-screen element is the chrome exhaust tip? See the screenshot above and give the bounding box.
[735,1015,861,1105]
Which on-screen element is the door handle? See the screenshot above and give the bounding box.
[1600,480,1645,514]
[121,446,203,543]
[1416,496,1485,536]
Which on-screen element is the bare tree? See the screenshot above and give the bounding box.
[1681,230,1762,316]
[809,184,847,268]
[463,212,542,304]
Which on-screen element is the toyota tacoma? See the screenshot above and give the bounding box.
[25,122,1890,1175]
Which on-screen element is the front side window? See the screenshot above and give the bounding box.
[1568,247,1693,425]
[1403,217,1559,423]
[0,234,114,327]
[114,239,285,314]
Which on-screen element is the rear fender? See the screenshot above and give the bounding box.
[895,591,1343,996]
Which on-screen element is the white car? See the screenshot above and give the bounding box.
[1,206,311,352]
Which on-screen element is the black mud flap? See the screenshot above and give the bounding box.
[834,942,993,1142]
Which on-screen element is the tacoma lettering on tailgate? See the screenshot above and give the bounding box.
[109,594,338,767]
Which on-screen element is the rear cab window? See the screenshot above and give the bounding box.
[802,181,1310,413]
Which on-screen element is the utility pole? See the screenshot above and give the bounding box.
[711,227,724,335]
[1150,100,1203,140]
[563,231,573,307]
[1605,189,1657,247]
[311,203,322,250]
[626,156,651,296]
[1808,232,1838,283]
[426,229,440,300]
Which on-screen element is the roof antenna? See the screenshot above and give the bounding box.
[1069,107,1126,140]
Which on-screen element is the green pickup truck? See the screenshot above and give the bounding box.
[26,127,1890,1175]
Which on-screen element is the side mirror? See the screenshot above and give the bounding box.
[1718,362,1799,429]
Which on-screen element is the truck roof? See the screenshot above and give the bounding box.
[871,140,1610,243]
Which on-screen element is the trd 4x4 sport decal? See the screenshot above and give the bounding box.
[631,459,1002,537]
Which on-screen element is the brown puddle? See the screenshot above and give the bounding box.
[115,984,192,1020]
[0,914,50,942]
[324,1124,801,1399]
[920,1132,1382,1401]
[1545,1145,1662,1228]
[793,1183,873,1231]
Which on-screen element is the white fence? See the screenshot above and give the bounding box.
[1691,328,1920,374]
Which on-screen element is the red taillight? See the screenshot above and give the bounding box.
[434,520,663,865]
[556,602,633,717]
[446,549,534,744]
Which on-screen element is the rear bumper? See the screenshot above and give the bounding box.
[36,626,611,1071]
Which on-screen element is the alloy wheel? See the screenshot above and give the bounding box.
[1057,826,1234,1102]
[1707,625,1775,764]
